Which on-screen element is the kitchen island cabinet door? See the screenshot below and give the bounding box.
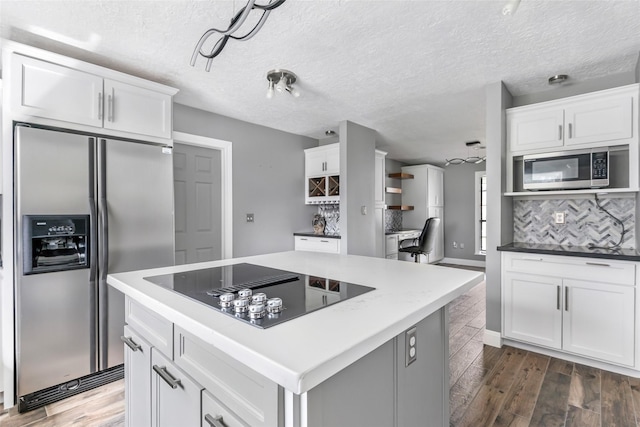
[503,272,562,350]
[562,279,635,366]
[151,348,203,427]
[123,325,152,427]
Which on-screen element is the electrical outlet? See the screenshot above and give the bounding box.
[554,212,565,224]
[405,326,417,367]
[361,205,367,215]
[246,213,254,223]
[460,243,465,249]
[453,241,458,248]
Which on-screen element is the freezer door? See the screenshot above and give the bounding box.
[98,139,174,369]
[15,126,95,396]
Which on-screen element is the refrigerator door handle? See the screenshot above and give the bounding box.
[89,138,99,371]
[97,138,110,369]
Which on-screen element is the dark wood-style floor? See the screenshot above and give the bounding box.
[2,266,639,426]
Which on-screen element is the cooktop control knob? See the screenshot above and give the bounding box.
[233,298,249,314]
[266,297,283,314]
[238,289,253,300]
[248,303,266,319]
[219,293,235,308]
[251,293,267,304]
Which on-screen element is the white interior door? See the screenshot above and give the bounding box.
[174,143,222,264]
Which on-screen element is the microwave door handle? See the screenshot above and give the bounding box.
[559,125,562,141]
[568,123,572,139]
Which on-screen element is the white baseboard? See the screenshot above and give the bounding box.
[440,257,486,268]
[483,330,502,348]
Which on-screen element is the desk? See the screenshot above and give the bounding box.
[385,230,421,260]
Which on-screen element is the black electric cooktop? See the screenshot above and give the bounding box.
[143,263,375,329]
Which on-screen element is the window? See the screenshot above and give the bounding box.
[475,171,487,255]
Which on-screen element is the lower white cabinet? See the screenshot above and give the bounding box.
[202,390,245,427]
[151,348,203,427]
[502,252,636,367]
[123,325,152,427]
[294,235,341,253]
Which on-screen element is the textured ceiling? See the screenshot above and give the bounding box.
[1,0,640,165]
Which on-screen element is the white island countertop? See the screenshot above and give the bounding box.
[107,251,484,394]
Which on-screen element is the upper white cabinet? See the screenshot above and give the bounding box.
[427,167,443,207]
[7,48,177,142]
[375,149,387,208]
[507,84,638,154]
[305,143,339,176]
[305,144,340,204]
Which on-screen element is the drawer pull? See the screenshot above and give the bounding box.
[320,240,329,243]
[121,336,141,352]
[521,257,543,261]
[300,238,308,241]
[204,414,228,427]
[586,262,611,267]
[152,365,181,389]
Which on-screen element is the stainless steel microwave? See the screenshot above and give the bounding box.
[523,148,609,190]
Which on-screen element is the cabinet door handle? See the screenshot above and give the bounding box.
[320,240,329,243]
[559,125,562,140]
[521,257,543,262]
[98,92,103,120]
[568,123,572,139]
[556,285,561,310]
[565,287,569,311]
[586,261,610,267]
[152,365,181,389]
[300,238,308,241]
[121,336,141,352]
[204,414,228,427]
[108,94,113,122]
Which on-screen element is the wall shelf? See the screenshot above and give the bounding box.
[388,173,414,179]
[386,187,402,194]
[387,205,414,211]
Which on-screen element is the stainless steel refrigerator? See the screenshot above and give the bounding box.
[14,125,174,411]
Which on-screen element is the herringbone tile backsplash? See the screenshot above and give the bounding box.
[514,198,635,248]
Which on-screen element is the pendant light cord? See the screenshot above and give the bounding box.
[587,194,626,250]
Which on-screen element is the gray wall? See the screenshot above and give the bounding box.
[339,120,376,256]
[443,163,486,262]
[485,82,513,335]
[173,103,318,257]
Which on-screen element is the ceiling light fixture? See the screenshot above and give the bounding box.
[266,69,300,98]
[445,141,487,166]
[548,74,569,85]
[502,0,521,15]
[191,0,287,72]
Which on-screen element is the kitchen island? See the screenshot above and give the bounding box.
[108,251,484,427]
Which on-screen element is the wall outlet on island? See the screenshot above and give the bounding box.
[246,213,254,223]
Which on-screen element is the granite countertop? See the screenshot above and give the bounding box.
[498,242,640,262]
[107,251,483,394]
[293,231,341,239]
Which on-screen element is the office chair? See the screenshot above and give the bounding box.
[398,217,441,263]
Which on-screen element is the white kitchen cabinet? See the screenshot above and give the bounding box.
[305,143,339,176]
[427,167,444,207]
[103,80,172,138]
[375,150,387,208]
[12,54,104,128]
[503,271,563,349]
[294,235,341,253]
[507,84,637,154]
[202,391,245,427]
[386,234,399,259]
[563,279,634,366]
[151,348,203,427]
[123,325,152,427]
[305,144,340,204]
[502,252,636,367]
[10,53,175,140]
